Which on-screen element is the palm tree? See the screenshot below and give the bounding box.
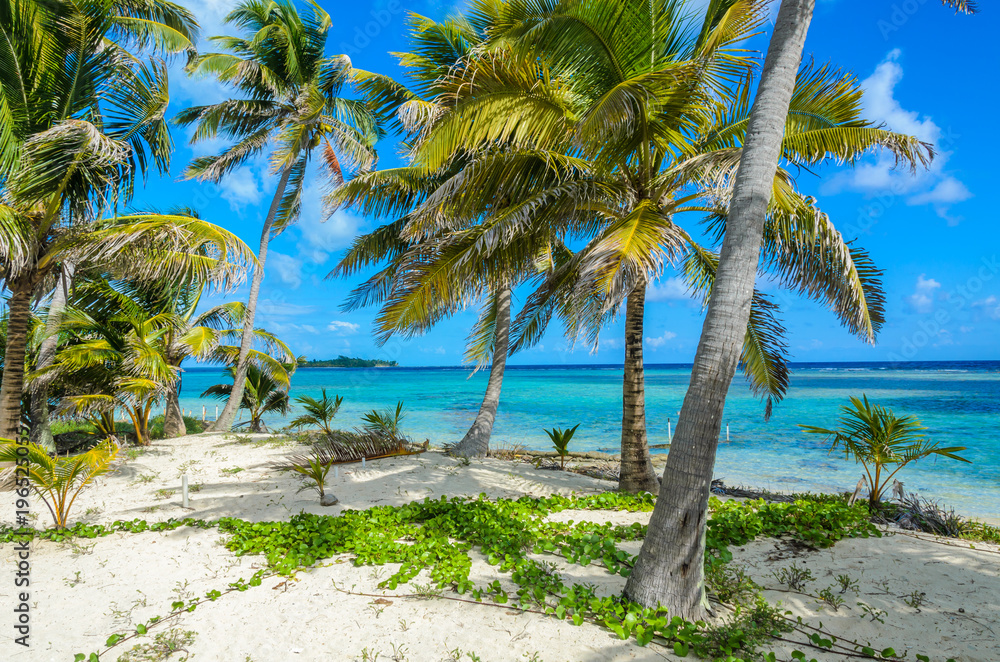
[70,277,294,438]
[289,389,343,436]
[396,0,925,494]
[176,0,381,433]
[801,395,970,508]
[0,0,255,442]
[626,0,977,618]
[329,8,542,458]
[202,363,292,433]
[46,294,179,445]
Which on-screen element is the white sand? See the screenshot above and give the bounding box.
[2,432,998,661]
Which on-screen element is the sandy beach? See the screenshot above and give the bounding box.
[2,432,998,662]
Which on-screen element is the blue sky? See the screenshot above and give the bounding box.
[146,0,998,367]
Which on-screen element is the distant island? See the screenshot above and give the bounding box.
[297,355,399,368]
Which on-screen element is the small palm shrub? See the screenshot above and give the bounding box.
[289,389,343,436]
[0,438,119,529]
[289,453,332,499]
[800,395,970,508]
[545,424,580,470]
[362,401,405,439]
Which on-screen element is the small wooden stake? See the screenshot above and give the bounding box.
[667,419,672,443]
[182,474,189,509]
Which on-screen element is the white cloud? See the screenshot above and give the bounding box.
[972,296,1000,320]
[218,166,263,211]
[906,274,941,313]
[861,50,939,144]
[645,331,677,350]
[419,346,447,355]
[269,252,303,289]
[327,320,361,335]
[257,300,316,317]
[647,277,690,302]
[906,176,973,226]
[599,336,622,350]
[822,50,971,223]
[297,193,367,263]
[282,160,369,264]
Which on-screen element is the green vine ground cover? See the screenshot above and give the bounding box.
[1,493,962,662]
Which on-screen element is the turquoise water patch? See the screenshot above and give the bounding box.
[174,361,1000,521]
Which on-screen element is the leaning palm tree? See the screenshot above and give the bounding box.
[202,362,292,433]
[0,0,254,442]
[626,0,976,618]
[389,0,924,495]
[329,8,540,458]
[176,0,381,432]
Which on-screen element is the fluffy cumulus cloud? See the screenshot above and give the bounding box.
[327,320,361,335]
[218,166,263,211]
[906,274,941,313]
[972,296,1000,320]
[822,50,971,224]
[645,330,677,350]
[295,176,368,263]
[646,277,690,302]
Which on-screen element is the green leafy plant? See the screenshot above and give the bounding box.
[0,439,119,529]
[289,454,332,499]
[362,401,406,439]
[800,395,971,507]
[544,424,580,470]
[289,389,344,436]
[771,563,815,591]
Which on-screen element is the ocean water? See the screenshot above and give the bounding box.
[174,361,1000,521]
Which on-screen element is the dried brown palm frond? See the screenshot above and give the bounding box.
[486,441,527,461]
[277,430,422,469]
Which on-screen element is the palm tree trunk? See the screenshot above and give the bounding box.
[452,286,511,458]
[0,280,35,440]
[30,263,74,452]
[622,0,815,620]
[618,281,659,494]
[163,376,186,438]
[211,166,293,432]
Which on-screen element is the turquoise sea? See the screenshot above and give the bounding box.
[174,361,1000,521]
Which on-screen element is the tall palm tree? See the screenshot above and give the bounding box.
[0,0,257,441]
[625,0,977,618]
[176,0,381,432]
[396,0,926,494]
[329,8,542,458]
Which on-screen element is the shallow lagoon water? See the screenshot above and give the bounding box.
[175,361,1000,521]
